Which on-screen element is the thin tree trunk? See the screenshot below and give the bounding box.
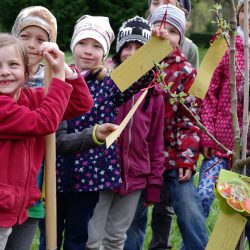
[227,0,241,173]
[241,0,250,175]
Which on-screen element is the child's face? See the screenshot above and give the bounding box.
[120,42,141,63]
[154,22,180,48]
[238,4,250,32]
[150,0,177,14]
[0,45,25,99]
[19,26,49,71]
[73,38,104,72]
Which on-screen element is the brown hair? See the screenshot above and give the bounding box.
[0,33,30,81]
[92,62,109,81]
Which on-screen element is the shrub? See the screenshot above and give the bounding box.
[188,32,214,48]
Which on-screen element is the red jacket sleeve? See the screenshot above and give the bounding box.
[0,78,72,138]
[176,94,201,171]
[62,66,93,120]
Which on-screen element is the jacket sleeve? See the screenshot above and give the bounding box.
[175,93,201,171]
[56,120,98,155]
[0,78,72,138]
[145,94,165,203]
[112,70,154,107]
[200,53,227,149]
[187,42,199,70]
[62,66,93,120]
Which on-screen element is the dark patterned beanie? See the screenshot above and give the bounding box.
[115,16,152,53]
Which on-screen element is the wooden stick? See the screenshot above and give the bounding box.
[226,0,241,173]
[241,0,250,175]
[44,61,57,250]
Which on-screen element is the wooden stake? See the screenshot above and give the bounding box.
[44,62,57,250]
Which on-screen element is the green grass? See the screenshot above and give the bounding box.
[142,162,219,250]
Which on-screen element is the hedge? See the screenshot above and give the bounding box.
[188,32,214,48]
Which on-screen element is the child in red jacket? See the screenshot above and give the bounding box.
[0,33,92,249]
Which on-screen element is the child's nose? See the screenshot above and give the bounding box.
[28,38,37,49]
[129,47,137,56]
[0,66,10,76]
[81,44,92,54]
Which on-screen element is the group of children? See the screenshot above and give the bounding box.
[0,0,248,249]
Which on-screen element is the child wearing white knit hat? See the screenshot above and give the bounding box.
[55,14,157,250]
[86,16,165,250]
[70,15,114,79]
[71,15,114,58]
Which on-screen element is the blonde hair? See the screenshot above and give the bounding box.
[0,33,29,81]
[92,62,109,81]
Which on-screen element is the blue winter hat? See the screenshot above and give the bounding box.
[179,0,191,16]
[149,4,186,42]
[148,0,191,16]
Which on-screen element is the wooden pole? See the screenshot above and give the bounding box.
[227,0,241,173]
[238,1,249,249]
[241,0,250,175]
[44,62,57,250]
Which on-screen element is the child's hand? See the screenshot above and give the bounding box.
[95,123,118,142]
[151,26,168,40]
[178,168,192,182]
[65,64,78,79]
[39,42,65,80]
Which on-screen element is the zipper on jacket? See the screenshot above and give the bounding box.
[17,140,32,223]
[125,96,135,192]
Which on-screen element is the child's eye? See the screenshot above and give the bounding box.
[38,38,45,43]
[19,34,29,39]
[94,44,102,49]
[78,41,86,46]
[123,43,130,49]
[152,0,159,5]
[9,62,20,67]
[169,29,178,34]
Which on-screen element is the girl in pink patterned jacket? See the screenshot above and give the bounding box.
[197,0,248,219]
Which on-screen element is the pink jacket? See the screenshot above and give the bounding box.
[201,36,244,153]
[116,89,165,203]
[0,70,93,227]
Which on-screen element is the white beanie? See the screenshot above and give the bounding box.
[70,15,115,57]
[149,4,186,42]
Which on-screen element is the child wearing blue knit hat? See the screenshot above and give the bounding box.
[124,3,207,250]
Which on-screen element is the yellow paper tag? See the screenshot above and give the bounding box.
[106,89,148,148]
[206,212,246,250]
[110,36,172,92]
[189,38,228,99]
